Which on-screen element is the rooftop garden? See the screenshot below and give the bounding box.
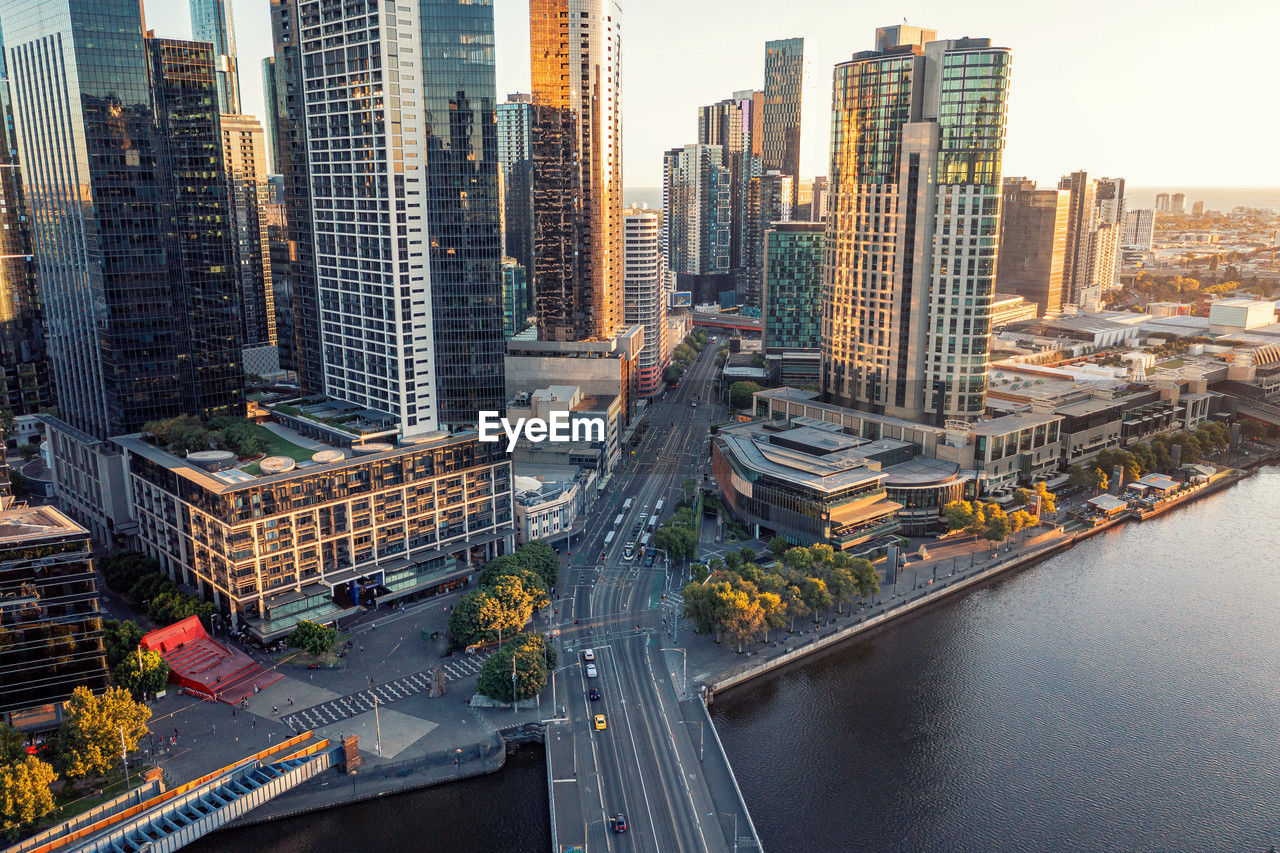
[142,414,315,474]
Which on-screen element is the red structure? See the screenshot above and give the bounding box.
[140,616,282,704]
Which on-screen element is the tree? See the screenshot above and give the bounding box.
[781,547,814,574]
[1031,481,1057,516]
[800,577,832,622]
[942,500,974,532]
[1067,464,1092,490]
[728,381,765,410]
[102,620,145,670]
[654,524,697,561]
[738,546,756,564]
[0,723,26,765]
[782,584,809,632]
[757,591,786,642]
[850,558,880,601]
[724,551,743,571]
[56,686,151,780]
[719,587,765,653]
[477,554,525,587]
[477,634,552,703]
[514,541,560,588]
[286,620,338,657]
[448,579,534,648]
[984,507,1011,543]
[964,503,989,538]
[0,756,57,838]
[768,536,789,560]
[1094,468,1109,492]
[113,649,170,699]
[1008,510,1037,537]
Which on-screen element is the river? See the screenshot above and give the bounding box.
[199,468,1280,852]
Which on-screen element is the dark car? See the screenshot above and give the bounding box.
[612,814,627,833]
[589,687,601,701]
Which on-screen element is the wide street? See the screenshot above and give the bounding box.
[546,338,754,852]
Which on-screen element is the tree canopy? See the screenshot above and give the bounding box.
[477,633,555,703]
[0,756,57,838]
[56,687,150,780]
[112,649,170,699]
[287,620,338,657]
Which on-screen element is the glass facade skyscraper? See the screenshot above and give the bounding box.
[419,0,506,430]
[764,222,825,353]
[0,0,243,439]
[624,206,667,398]
[529,0,624,343]
[761,38,804,203]
[189,0,241,115]
[822,25,1010,424]
[662,143,732,278]
[498,93,535,311]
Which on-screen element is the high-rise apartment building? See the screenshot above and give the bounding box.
[624,206,668,398]
[190,0,241,115]
[822,25,1011,423]
[1060,171,1125,304]
[220,113,276,374]
[1171,192,1186,214]
[697,92,756,281]
[530,0,624,342]
[663,144,731,278]
[1191,200,1204,216]
[1059,170,1098,306]
[0,52,48,417]
[742,170,794,308]
[996,178,1069,316]
[1124,208,1156,251]
[498,93,535,303]
[260,56,279,173]
[1155,192,1170,213]
[761,38,804,203]
[1,3,244,442]
[763,221,824,385]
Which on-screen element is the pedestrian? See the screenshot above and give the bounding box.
[360,645,365,653]
[272,705,278,715]
[289,697,294,707]
[310,674,314,681]
[252,718,256,728]
[232,707,236,718]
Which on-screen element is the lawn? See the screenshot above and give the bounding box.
[1156,358,1186,369]
[238,425,317,474]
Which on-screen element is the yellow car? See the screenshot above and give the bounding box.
[594,714,607,731]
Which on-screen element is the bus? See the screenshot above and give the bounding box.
[604,531,616,546]
[623,543,635,560]
[622,498,633,512]
[613,513,624,527]
[654,498,665,515]
[646,514,659,531]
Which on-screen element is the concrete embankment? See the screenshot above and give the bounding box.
[705,464,1260,701]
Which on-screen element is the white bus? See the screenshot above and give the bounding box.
[613,513,624,527]
[654,498,665,515]
[604,531,616,546]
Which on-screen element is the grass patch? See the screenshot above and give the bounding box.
[239,425,317,474]
[1156,358,1186,369]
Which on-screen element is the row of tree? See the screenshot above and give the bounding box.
[447,542,558,648]
[682,544,881,652]
[1066,424,1230,491]
[1,687,151,838]
[664,328,709,384]
[653,486,700,562]
[941,481,1056,543]
[99,552,214,628]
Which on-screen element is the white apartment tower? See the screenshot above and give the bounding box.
[624,206,668,397]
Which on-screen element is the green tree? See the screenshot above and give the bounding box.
[768,536,789,560]
[984,506,1011,543]
[850,558,880,601]
[782,584,809,632]
[112,649,170,699]
[102,620,145,670]
[724,551,743,571]
[942,499,975,532]
[728,381,765,410]
[477,634,552,703]
[476,554,525,587]
[654,524,697,561]
[964,503,989,538]
[514,541,560,588]
[286,620,338,656]
[56,686,150,780]
[800,577,832,622]
[0,756,57,838]
[0,722,26,765]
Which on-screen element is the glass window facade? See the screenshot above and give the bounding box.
[763,222,824,353]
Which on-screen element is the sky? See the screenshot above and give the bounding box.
[143,0,1278,191]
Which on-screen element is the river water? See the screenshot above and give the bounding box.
[200,468,1280,852]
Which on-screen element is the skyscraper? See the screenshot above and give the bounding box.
[498,93,535,303]
[530,0,623,342]
[220,113,276,374]
[761,38,804,204]
[419,0,507,429]
[260,56,279,173]
[663,144,732,278]
[502,258,530,341]
[1171,192,1186,214]
[742,170,793,308]
[189,0,241,115]
[1123,208,1156,250]
[763,221,824,385]
[0,47,48,417]
[698,92,755,283]
[997,178,1070,316]
[1,2,244,441]
[822,25,1011,424]
[1060,171,1125,304]
[624,206,667,398]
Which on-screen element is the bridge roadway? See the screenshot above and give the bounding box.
[546,341,758,852]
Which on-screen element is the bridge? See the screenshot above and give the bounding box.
[692,312,762,333]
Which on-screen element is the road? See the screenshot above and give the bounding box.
[546,340,753,852]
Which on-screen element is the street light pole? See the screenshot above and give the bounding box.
[374,695,382,756]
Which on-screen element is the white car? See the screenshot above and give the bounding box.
[583,648,595,662]
[586,663,598,678]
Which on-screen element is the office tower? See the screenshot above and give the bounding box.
[0,53,48,417]
[1124,208,1156,251]
[221,113,277,374]
[1191,200,1204,216]
[1171,192,1186,214]
[761,38,804,203]
[293,0,438,436]
[1,3,244,442]
[1059,171,1097,306]
[502,258,530,340]
[0,503,108,723]
[269,0,322,394]
[763,222,824,385]
[663,144,731,277]
[418,0,506,429]
[1155,192,1170,213]
[190,0,241,115]
[822,25,1011,423]
[498,94,535,313]
[624,206,668,398]
[742,170,793,308]
[1061,171,1126,303]
[262,200,295,372]
[261,56,279,172]
[997,178,1070,316]
[698,92,755,281]
[530,0,624,342]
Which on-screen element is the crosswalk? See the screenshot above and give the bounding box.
[282,652,492,730]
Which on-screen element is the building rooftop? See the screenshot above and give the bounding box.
[966,411,1062,436]
[717,420,893,495]
[881,455,966,487]
[0,505,89,546]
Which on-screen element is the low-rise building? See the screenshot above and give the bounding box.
[505,326,644,425]
[513,468,592,546]
[506,386,621,475]
[0,504,108,731]
[1208,297,1277,334]
[114,423,514,641]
